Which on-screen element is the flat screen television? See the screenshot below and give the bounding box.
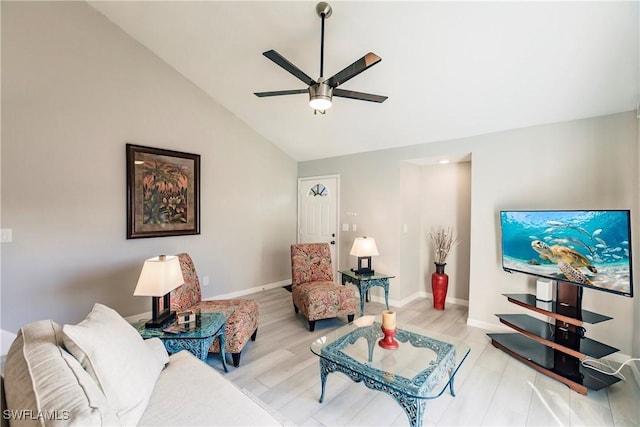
[500,210,633,297]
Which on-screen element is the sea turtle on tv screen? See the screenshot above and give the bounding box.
[530,240,597,285]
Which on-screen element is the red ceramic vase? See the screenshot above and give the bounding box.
[431,263,448,310]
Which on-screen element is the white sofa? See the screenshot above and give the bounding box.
[1,304,287,426]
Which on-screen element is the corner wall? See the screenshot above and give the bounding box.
[420,161,471,303]
[0,1,297,333]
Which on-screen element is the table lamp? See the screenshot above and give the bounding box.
[134,255,184,328]
[350,236,379,275]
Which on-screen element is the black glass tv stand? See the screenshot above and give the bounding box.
[488,281,620,395]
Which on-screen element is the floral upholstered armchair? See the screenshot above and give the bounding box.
[171,253,258,367]
[290,243,357,331]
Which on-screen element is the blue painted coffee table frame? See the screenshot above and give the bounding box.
[311,322,470,427]
[134,312,229,372]
[339,270,394,316]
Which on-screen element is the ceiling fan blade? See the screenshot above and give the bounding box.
[333,88,387,103]
[263,50,316,86]
[254,89,309,98]
[326,52,382,88]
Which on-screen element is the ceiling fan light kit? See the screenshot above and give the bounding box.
[309,81,333,110]
[254,2,387,114]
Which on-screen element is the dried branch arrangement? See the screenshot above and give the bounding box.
[430,226,460,265]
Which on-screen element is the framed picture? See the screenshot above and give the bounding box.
[126,144,200,239]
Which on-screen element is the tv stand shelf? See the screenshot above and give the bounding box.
[495,314,618,359]
[489,334,621,392]
[489,283,621,395]
[503,293,612,325]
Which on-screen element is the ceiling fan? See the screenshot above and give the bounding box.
[254,2,387,113]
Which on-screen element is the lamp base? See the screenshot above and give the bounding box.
[144,310,176,329]
[145,293,176,328]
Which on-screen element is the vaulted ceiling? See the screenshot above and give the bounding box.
[88,1,639,161]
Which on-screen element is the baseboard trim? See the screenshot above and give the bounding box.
[218,281,473,310]
[202,279,290,301]
[630,360,640,388]
[467,317,512,333]
[125,280,291,323]
[603,354,640,389]
[367,290,469,308]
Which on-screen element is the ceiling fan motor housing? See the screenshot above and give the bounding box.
[309,81,333,110]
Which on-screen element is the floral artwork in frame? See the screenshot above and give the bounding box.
[126,144,200,239]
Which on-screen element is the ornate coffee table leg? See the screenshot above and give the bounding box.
[394,395,426,427]
[448,370,457,396]
[319,358,331,403]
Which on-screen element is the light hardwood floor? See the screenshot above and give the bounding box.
[206,287,640,426]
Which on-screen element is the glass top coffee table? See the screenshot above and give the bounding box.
[310,321,470,427]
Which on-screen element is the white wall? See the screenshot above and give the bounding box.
[300,112,639,355]
[0,1,297,333]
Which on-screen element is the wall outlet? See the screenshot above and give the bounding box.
[1,229,13,243]
[202,276,210,286]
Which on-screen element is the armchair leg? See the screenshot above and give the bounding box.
[232,352,241,368]
[308,320,316,332]
[347,314,354,323]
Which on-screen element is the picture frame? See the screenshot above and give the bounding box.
[126,144,200,239]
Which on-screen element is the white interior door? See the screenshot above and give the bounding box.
[298,175,339,278]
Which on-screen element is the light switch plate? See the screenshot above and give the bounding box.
[342,223,349,232]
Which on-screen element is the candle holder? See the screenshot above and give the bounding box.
[378,327,399,349]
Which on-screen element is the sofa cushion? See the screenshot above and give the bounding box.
[3,319,118,426]
[138,350,285,426]
[62,303,168,426]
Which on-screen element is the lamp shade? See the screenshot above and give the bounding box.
[134,255,184,297]
[350,237,379,257]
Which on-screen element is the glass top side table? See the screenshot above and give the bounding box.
[339,270,395,316]
[133,311,231,372]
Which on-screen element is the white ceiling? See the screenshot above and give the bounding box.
[88,1,638,162]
